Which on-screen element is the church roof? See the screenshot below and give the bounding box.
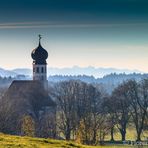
[2,80,56,118]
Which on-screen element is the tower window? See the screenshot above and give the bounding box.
[36,67,39,73]
[41,67,44,73]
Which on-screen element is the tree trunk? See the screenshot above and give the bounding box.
[92,130,97,144]
[120,129,126,141]
[121,131,126,141]
[65,122,71,140]
[136,129,142,141]
[137,133,141,141]
[136,111,146,141]
[110,127,114,141]
[66,130,71,140]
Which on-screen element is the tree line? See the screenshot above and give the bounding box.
[0,79,147,145]
[54,79,148,144]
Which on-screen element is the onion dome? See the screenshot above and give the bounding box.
[31,35,48,64]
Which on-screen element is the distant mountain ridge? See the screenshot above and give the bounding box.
[1,66,143,78]
[0,67,147,94]
[46,66,142,78]
[0,68,17,77]
[48,73,148,93]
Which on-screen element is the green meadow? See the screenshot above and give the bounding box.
[0,133,147,148]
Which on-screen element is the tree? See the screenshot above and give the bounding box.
[21,115,35,137]
[111,82,131,141]
[75,83,109,145]
[0,98,18,134]
[75,119,86,144]
[103,96,116,142]
[37,109,57,138]
[139,79,148,119]
[126,80,147,141]
[55,80,81,140]
[55,80,108,145]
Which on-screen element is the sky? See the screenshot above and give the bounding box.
[0,0,148,72]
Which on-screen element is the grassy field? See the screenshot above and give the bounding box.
[106,127,148,141]
[0,133,147,148]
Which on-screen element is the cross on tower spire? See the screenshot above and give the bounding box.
[38,34,42,45]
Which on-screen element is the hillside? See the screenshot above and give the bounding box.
[0,134,101,148]
[0,133,88,148]
[0,133,147,148]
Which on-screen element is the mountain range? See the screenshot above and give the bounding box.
[0,67,147,94]
[1,66,143,78]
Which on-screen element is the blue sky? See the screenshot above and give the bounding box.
[0,0,148,72]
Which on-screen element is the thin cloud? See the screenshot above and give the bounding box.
[0,21,148,29]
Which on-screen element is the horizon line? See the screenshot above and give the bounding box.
[2,66,144,73]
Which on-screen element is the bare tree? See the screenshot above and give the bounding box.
[55,80,80,140]
[139,79,148,119]
[55,80,108,145]
[111,82,131,141]
[126,80,147,141]
[103,96,116,142]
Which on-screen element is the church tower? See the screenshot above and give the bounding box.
[31,35,48,90]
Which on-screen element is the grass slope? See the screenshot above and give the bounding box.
[0,133,147,148]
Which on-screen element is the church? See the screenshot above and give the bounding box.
[1,36,56,137]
